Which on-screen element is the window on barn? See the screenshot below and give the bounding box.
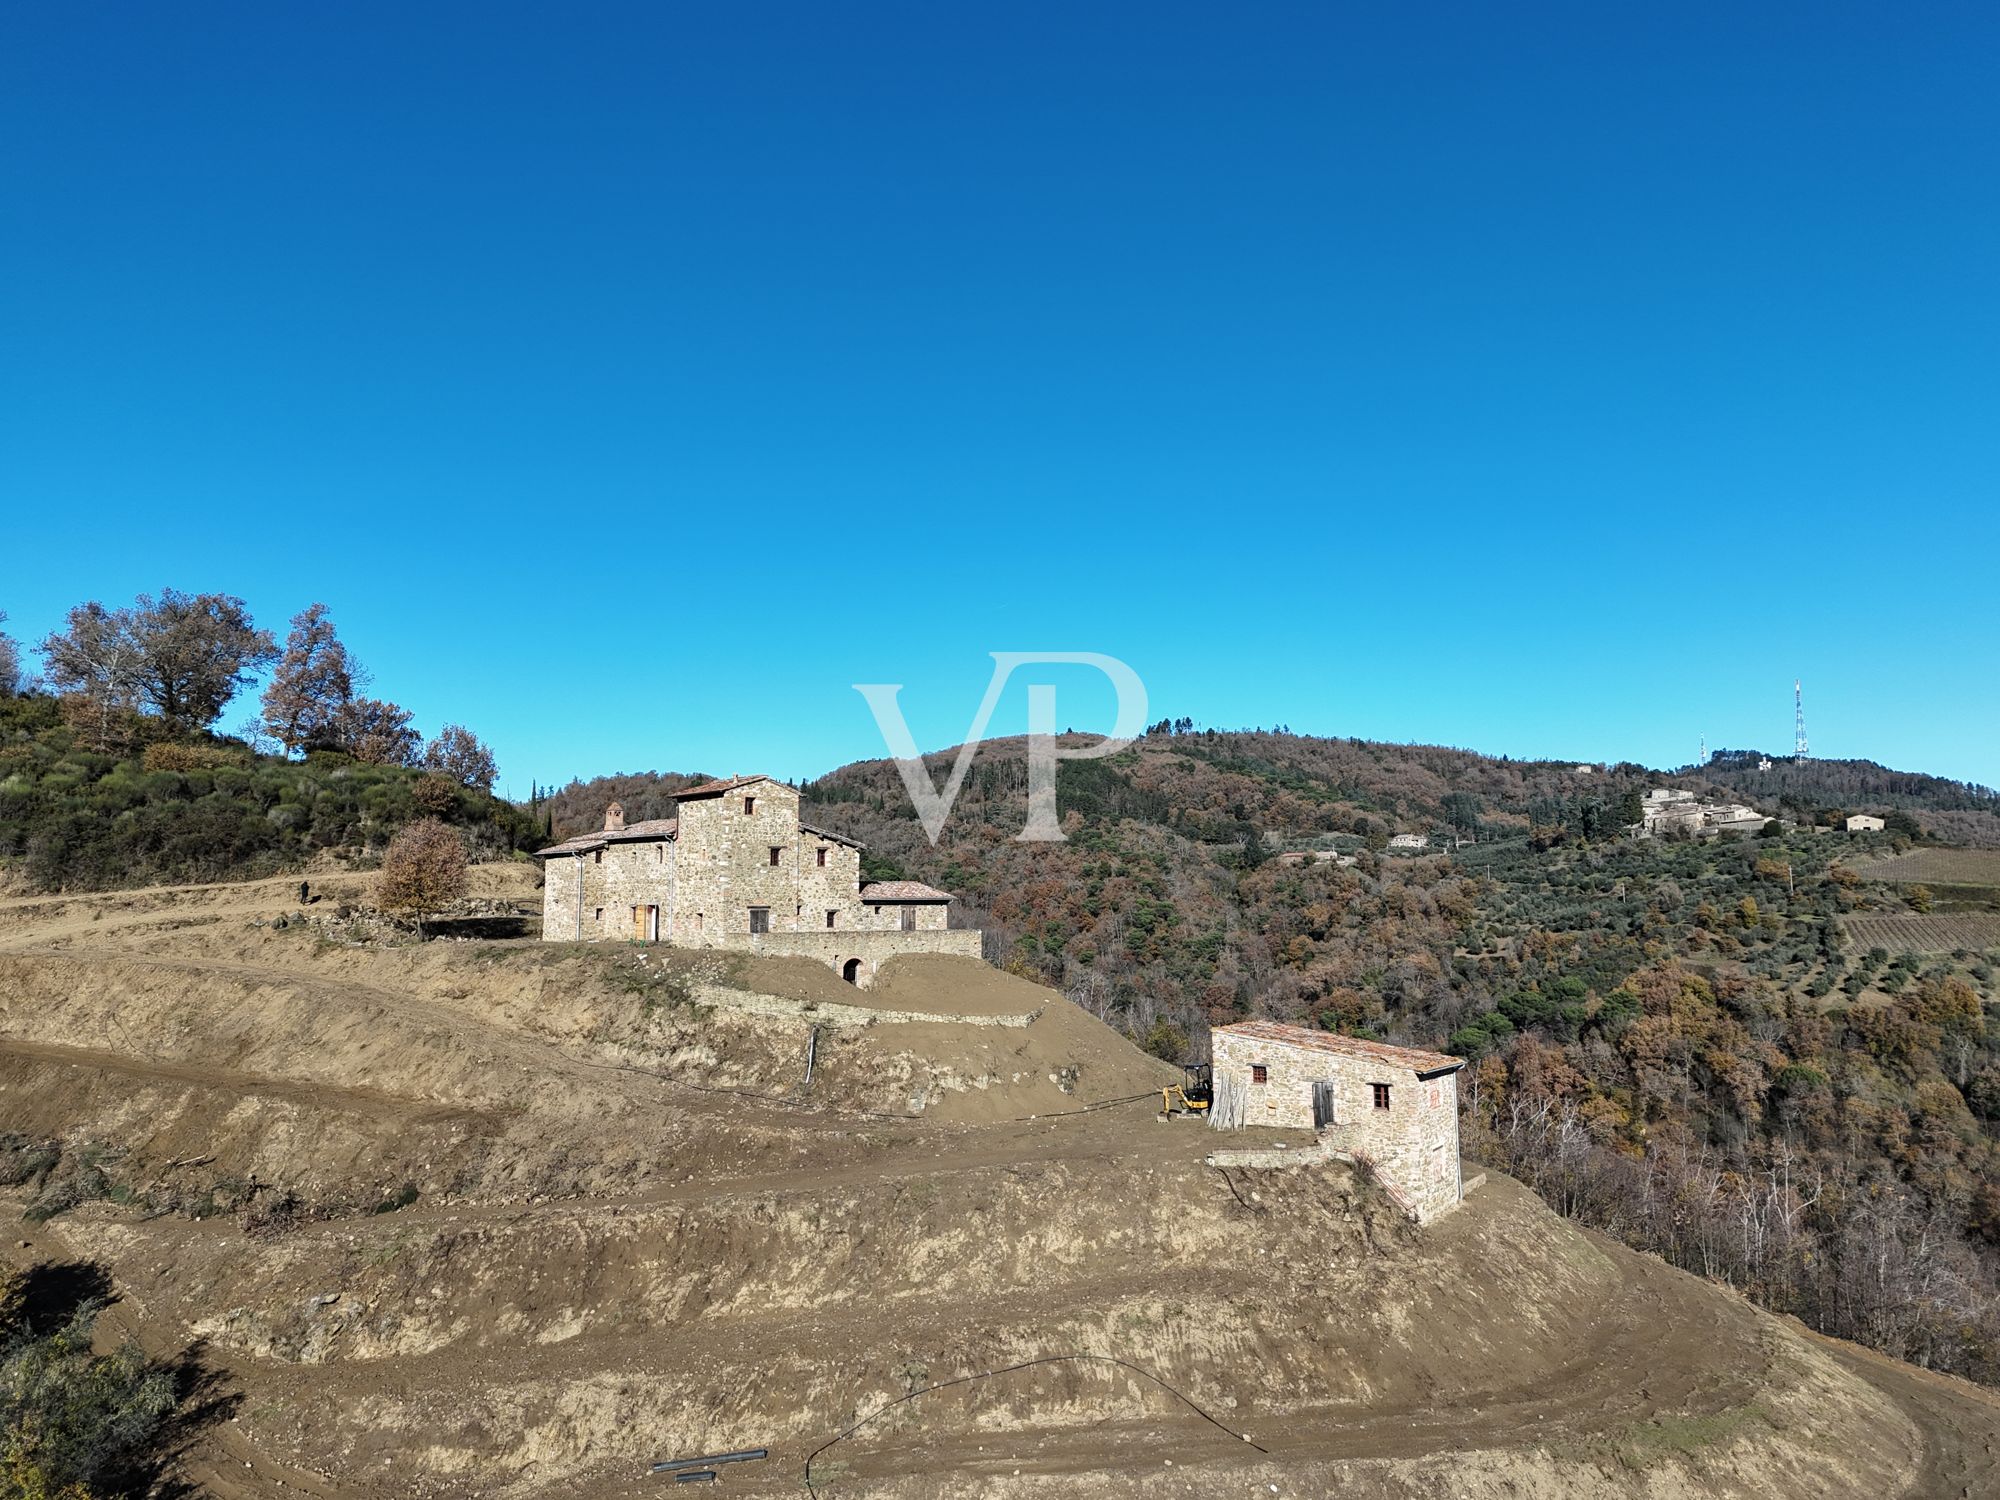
[816,847,828,867]
[593,908,604,921]
[749,906,770,934]
[1251,1065,1268,1085]
[769,846,782,866]
[593,850,602,864]
[1372,1083,1392,1110]
[826,910,837,929]
[744,796,756,815]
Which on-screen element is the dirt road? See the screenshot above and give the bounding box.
[3,869,1996,1497]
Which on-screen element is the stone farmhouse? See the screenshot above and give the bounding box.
[1846,814,1886,832]
[1209,1020,1466,1223]
[535,775,979,985]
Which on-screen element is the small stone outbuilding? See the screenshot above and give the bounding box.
[1210,1020,1466,1222]
[1845,814,1886,833]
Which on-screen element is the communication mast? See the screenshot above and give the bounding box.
[1699,733,1707,766]
[1794,679,1809,760]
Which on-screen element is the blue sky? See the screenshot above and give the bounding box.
[2,3,1995,795]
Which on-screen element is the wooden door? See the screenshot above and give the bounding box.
[1311,1081,1337,1129]
[900,906,916,932]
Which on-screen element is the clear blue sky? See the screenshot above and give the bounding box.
[3,3,1995,795]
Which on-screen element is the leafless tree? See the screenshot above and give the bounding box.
[0,610,21,696]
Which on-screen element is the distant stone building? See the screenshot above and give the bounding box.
[1208,1021,1465,1223]
[1386,833,1431,852]
[1638,788,1769,838]
[1846,814,1886,833]
[534,775,978,985]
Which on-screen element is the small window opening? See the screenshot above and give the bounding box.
[656,846,664,863]
[1250,1064,1268,1085]
[743,795,756,815]
[593,907,604,921]
[694,912,704,932]
[1372,1083,1392,1110]
[826,909,837,929]
[769,846,782,866]
[593,850,602,864]
[749,906,770,934]
[816,847,828,867]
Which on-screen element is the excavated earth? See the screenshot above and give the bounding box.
[1,867,1998,1498]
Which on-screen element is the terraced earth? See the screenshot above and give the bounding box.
[3,868,1998,1498]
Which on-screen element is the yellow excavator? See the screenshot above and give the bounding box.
[1160,1062,1213,1119]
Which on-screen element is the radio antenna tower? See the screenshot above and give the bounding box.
[1794,678,1809,760]
[1699,733,1707,766]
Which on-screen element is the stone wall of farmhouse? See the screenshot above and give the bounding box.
[537,780,970,978]
[857,901,951,932]
[541,838,675,942]
[735,929,981,985]
[1210,1030,1463,1223]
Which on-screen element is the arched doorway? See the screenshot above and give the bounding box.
[841,958,862,986]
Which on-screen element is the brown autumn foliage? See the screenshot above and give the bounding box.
[375,818,467,937]
[261,603,360,755]
[424,723,498,790]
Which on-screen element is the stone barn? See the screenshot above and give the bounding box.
[1209,1020,1466,1223]
[534,775,979,985]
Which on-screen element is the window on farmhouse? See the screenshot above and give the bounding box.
[744,795,756,815]
[593,908,604,921]
[593,850,602,864]
[1372,1083,1392,1110]
[1251,1065,1268,1085]
[749,906,770,934]
[816,847,828,867]
[826,910,837,929]
[769,846,782,866]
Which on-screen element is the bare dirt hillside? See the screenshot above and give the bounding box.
[2,869,1997,1498]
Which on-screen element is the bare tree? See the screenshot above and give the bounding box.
[39,601,145,748]
[335,697,421,766]
[0,610,21,696]
[375,818,467,939]
[423,723,497,791]
[41,590,275,735]
[262,603,360,755]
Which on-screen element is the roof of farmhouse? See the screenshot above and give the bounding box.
[532,815,865,860]
[858,881,953,903]
[1216,1020,1465,1077]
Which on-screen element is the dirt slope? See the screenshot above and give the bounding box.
[2,869,1997,1497]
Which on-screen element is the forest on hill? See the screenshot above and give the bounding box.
[545,727,2000,1385]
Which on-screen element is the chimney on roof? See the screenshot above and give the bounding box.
[603,801,625,832]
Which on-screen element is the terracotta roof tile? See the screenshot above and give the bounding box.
[534,817,678,858]
[860,880,953,902]
[799,822,866,850]
[674,775,778,800]
[1216,1020,1463,1076]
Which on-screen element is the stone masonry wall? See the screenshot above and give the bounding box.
[1210,1030,1462,1223]
[542,839,674,942]
[538,779,973,983]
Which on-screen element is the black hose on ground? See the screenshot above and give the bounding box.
[800,1352,1269,1495]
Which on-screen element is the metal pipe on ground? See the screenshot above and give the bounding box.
[673,1473,717,1485]
[651,1448,769,1474]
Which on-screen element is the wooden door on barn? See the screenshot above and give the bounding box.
[1311,1081,1338,1129]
